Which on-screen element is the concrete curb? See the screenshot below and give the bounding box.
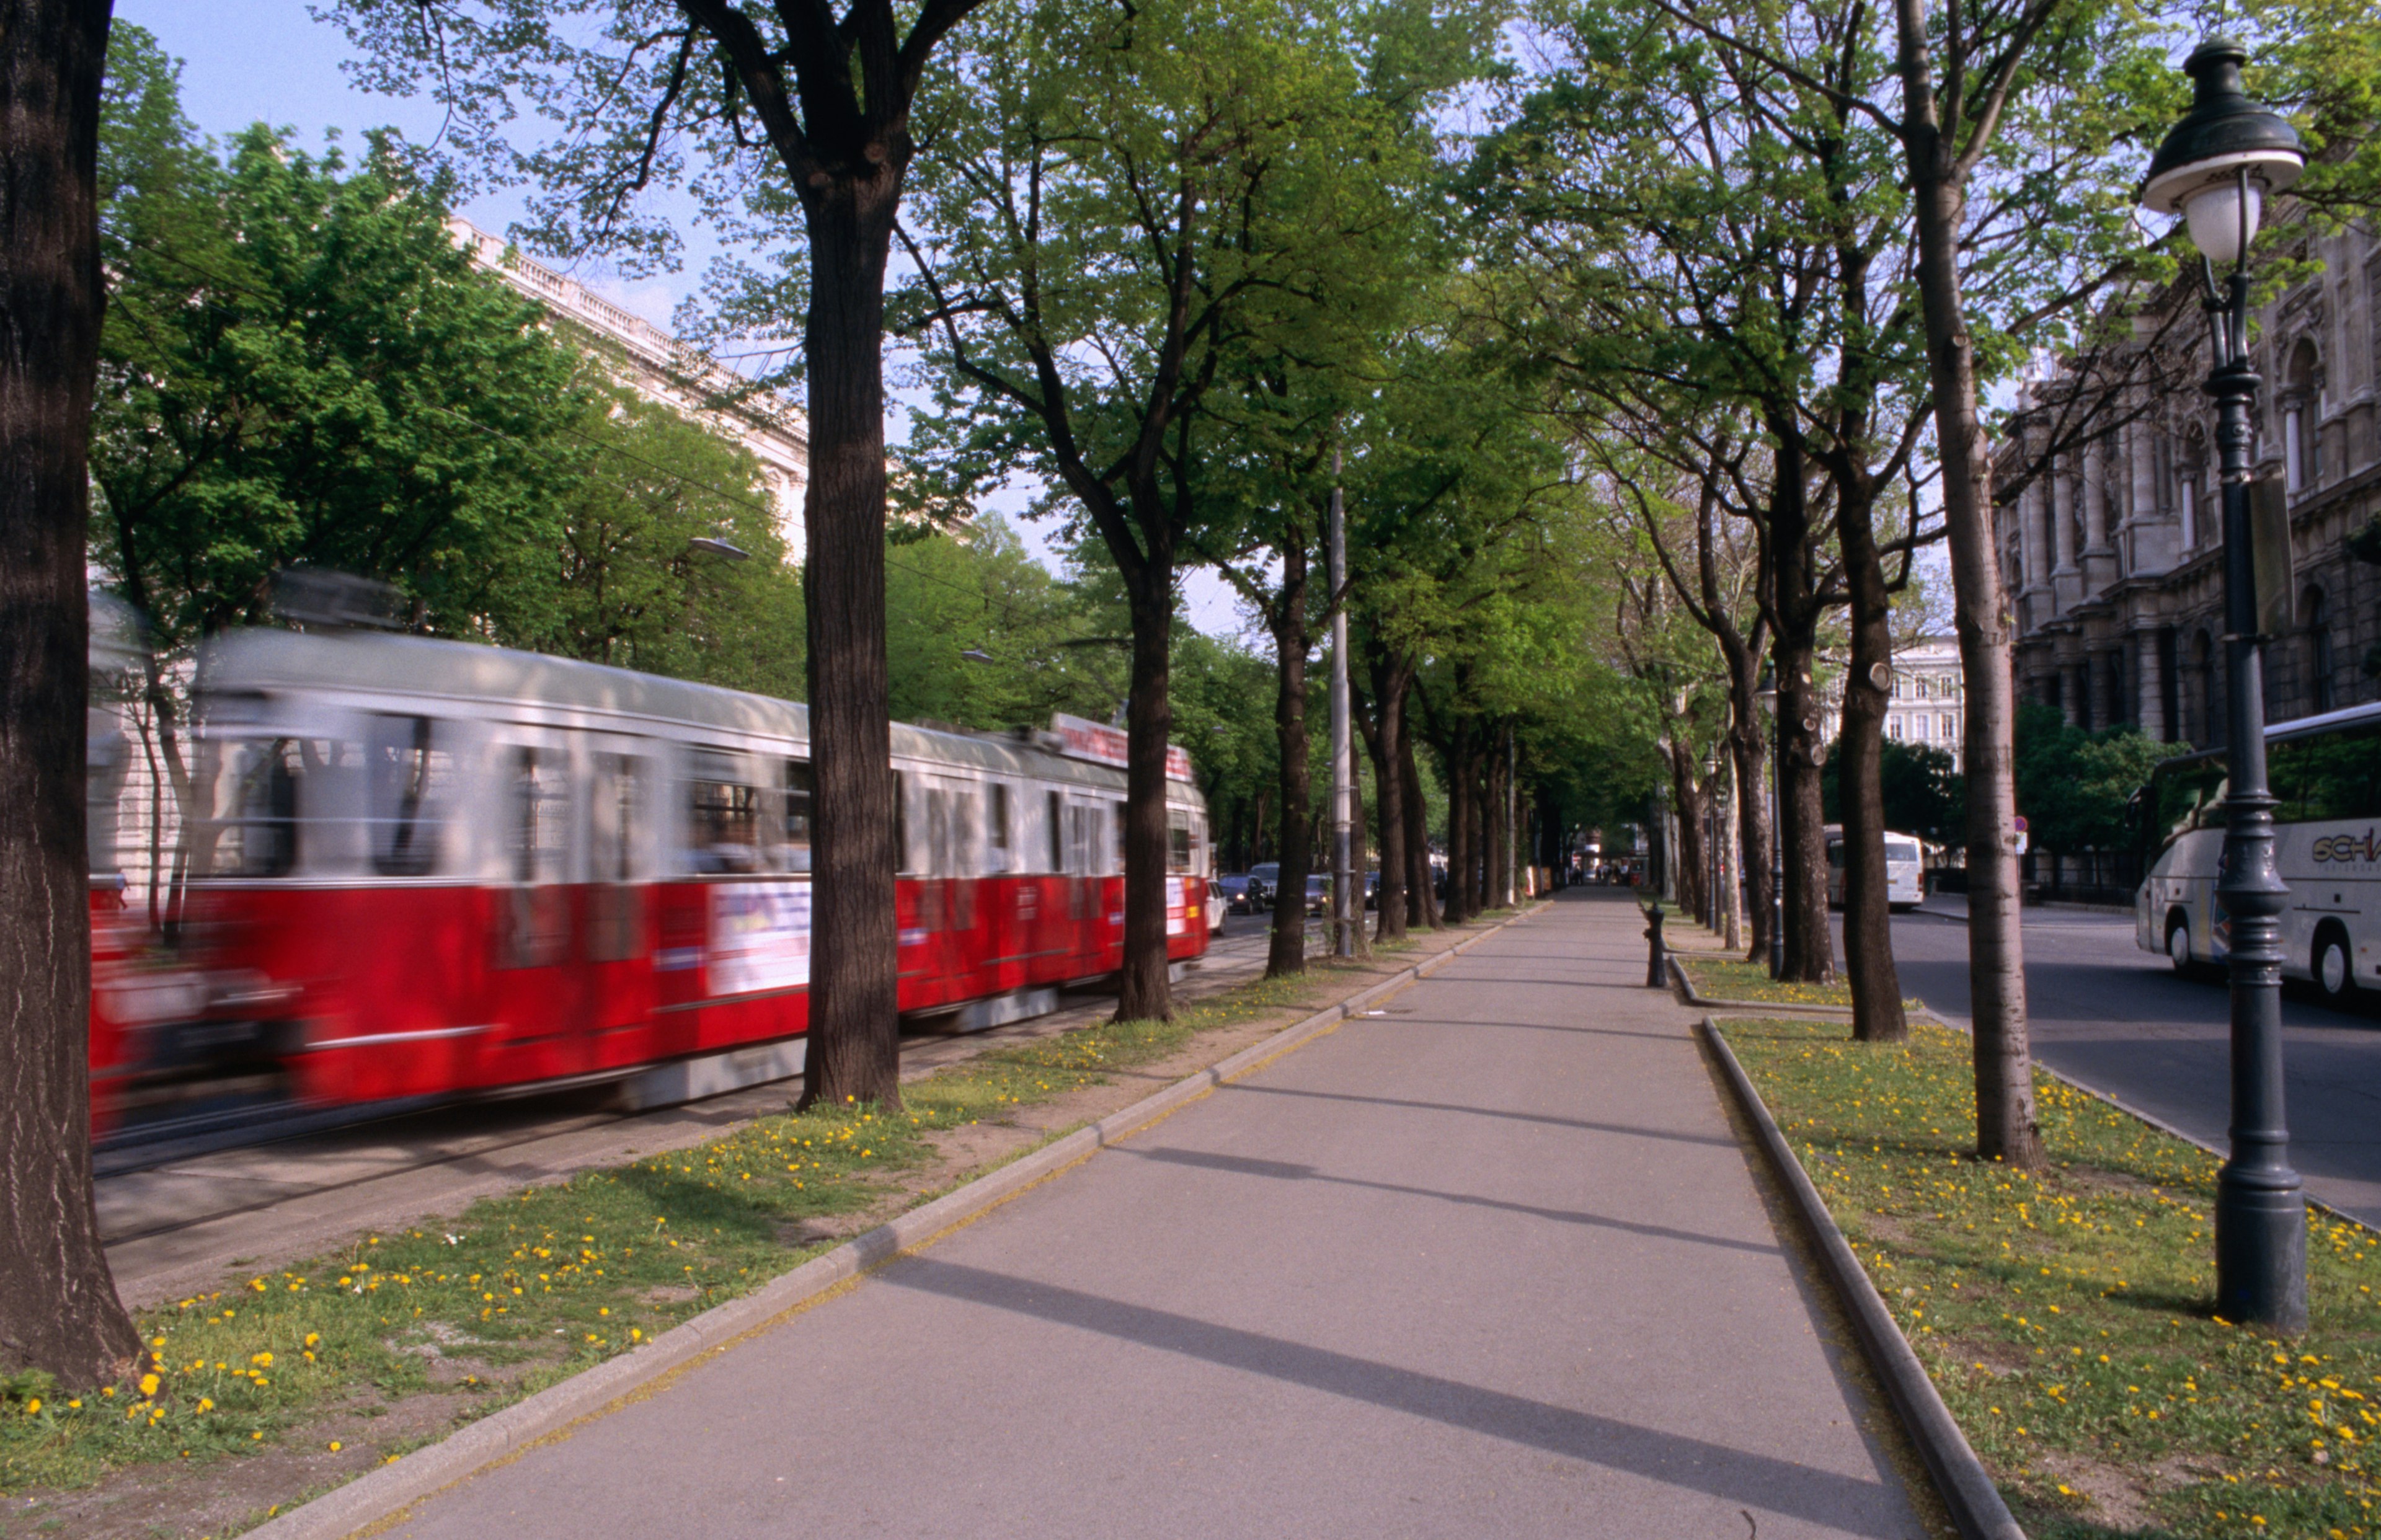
[244,905,1549,1540]
[1701,1018,2025,1540]
[1669,954,1857,1017]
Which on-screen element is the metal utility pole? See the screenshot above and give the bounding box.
[1328,445,1356,958]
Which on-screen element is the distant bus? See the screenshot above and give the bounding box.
[2135,700,2381,1004]
[1824,825,1925,911]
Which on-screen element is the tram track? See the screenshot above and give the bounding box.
[99,914,1314,1307]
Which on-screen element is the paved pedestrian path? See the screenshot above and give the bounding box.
[384,891,1929,1539]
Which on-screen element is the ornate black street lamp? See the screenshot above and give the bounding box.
[2141,35,2307,1332]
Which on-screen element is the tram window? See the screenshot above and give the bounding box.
[926,785,952,878]
[685,748,761,874]
[510,747,570,883]
[780,761,814,872]
[893,771,913,874]
[1168,809,1193,874]
[952,790,980,878]
[988,784,1012,873]
[1111,802,1126,874]
[210,738,302,877]
[592,754,643,883]
[1047,790,1064,872]
[367,715,451,876]
[2271,724,2381,823]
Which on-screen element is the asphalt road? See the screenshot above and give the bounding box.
[381,890,1928,1540]
[1879,903,2381,1226]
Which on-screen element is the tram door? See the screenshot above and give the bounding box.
[584,740,656,1068]
[915,776,980,1004]
[486,728,584,1081]
[1062,794,1108,978]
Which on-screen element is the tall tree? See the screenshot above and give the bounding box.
[331,0,998,1109]
[1,0,141,1389]
[900,0,1431,1014]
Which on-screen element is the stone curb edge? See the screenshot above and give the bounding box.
[1669,954,1857,1017]
[1700,1016,2027,1540]
[246,903,1549,1540]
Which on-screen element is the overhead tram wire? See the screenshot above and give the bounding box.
[115,234,1084,644]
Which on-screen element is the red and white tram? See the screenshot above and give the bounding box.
[93,629,1212,1140]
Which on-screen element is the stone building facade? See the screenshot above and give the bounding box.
[1996,210,2380,744]
[448,219,810,557]
[1883,637,1966,768]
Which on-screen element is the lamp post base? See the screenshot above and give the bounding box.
[2215,1173,2308,1332]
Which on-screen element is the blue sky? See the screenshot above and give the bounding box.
[115,0,1253,638]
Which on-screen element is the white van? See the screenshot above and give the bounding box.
[1825,825,1925,911]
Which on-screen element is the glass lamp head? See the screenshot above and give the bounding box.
[2140,37,2303,263]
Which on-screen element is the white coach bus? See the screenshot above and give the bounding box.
[2136,701,2381,1005]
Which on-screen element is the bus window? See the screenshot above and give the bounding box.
[780,760,814,873]
[367,714,451,877]
[2147,756,2228,852]
[685,749,761,874]
[2274,723,2381,823]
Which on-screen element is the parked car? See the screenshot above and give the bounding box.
[1205,879,1228,935]
[1218,873,1255,914]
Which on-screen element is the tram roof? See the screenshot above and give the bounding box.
[194,628,1137,790]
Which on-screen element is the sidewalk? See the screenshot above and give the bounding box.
[378,890,1930,1539]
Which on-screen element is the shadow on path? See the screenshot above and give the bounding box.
[1124,1144,1778,1257]
[881,1256,1905,1535]
[1222,1082,1736,1148]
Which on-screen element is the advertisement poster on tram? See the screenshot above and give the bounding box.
[711,881,812,995]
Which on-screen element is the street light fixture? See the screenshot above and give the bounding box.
[959,647,995,664]
[687,535,751,561]
[1755,663,1783,980]
[2141,35,2307,1334]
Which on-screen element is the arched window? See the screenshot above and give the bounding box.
[2176,428,2206,550]
[2305,586,2335,714]
[2283,339,2320,495]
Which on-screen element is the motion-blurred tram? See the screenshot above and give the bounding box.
[89,629,1212,1142]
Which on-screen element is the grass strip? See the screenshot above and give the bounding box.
[0,957,1368,1506]
[1680,954,1856,1008]
[1719,1016,2381,1540]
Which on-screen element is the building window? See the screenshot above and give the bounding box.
[2283,339,2320,495]
[2305,586,2335,714]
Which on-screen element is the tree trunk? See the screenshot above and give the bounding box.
[797,174,903,1112]
[1729,710,1774,965]
[1399,710,1439,929]
[1667,747,1709,926]
[1838,508,1909,1042]
[1266,546,1312,978]
[1893,6,2043,1167]
[1486,728,1504,909]
[0,0,142,1389]
[1362,654,1408,944]
[1115,563,1176,1020]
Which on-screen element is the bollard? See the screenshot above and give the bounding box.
[1642,903,1667,988]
